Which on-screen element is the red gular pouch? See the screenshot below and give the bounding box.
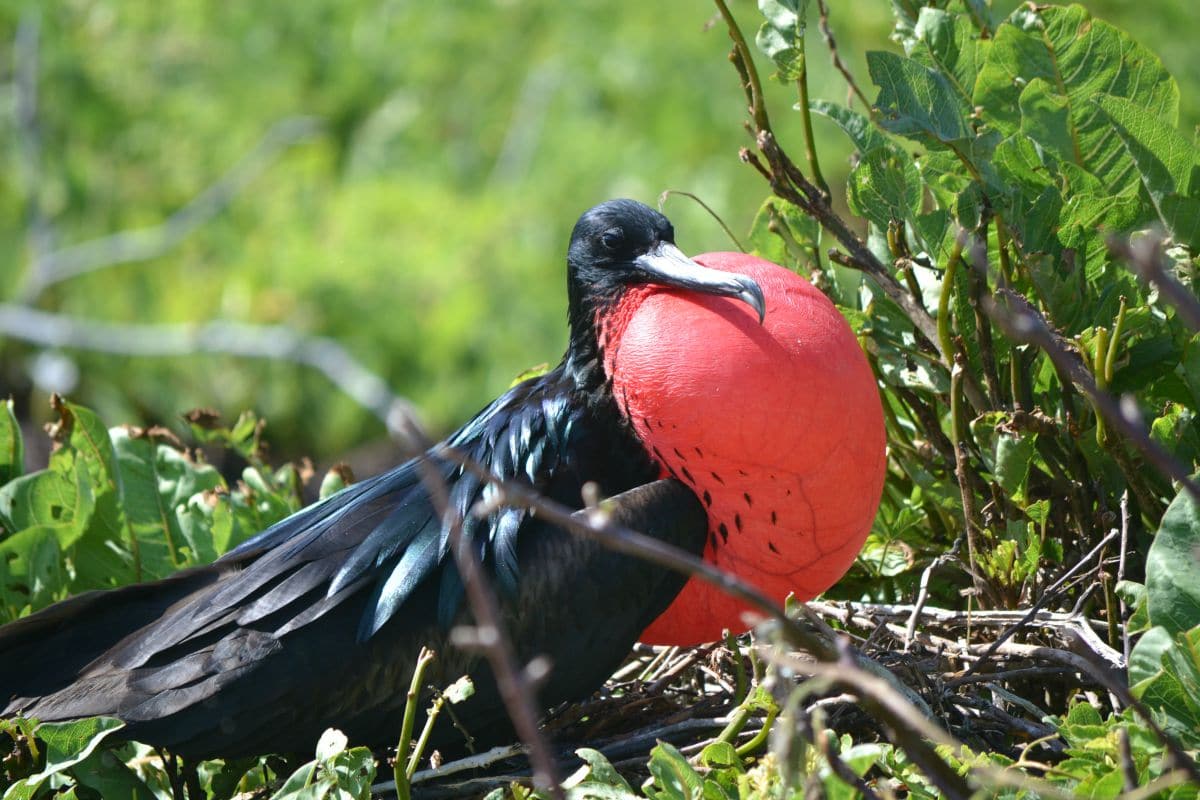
[603,252,886,646]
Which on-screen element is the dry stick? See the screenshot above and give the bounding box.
[813,0,873,112]
[903,536,963,650]
[14,12,54,265]
[1117,492,1133,668]
[1108,234,1200,332]
[984,290,1200,502]
[387,419,564,799]
[19,116,322,301]
[960,527,1121,679]
[0,306,417,441]
[657,190,746,252]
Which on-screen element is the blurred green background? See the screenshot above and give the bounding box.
[1,0,1195,470]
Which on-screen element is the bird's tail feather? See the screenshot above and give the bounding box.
[0,563,229,719]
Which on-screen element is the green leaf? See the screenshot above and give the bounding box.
[994,431,1036,498]
[564,749,639,799]
[755,0,808,82]
[868,50,971,144]
[907,8,982,107]
[0,398,23,486]
[808,100,893,155]
[1099,94,1200,245]
[4,718,127,799]
[1129,624,1174,685]
[847,149,922,230]
[974,5,1178,195]
[1145,485,1200,635]
[745,196,821,274]
[645,741,705,800]
[1130,627,1200,748]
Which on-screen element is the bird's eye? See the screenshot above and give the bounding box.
[600,228,623,251]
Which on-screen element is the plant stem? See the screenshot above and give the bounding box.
[394,647,436,800]
[795,38,830,198]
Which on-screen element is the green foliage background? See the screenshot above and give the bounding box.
[0,0,1192,462]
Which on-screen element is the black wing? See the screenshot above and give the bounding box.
[1,367,705,757]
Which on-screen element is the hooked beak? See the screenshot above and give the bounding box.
[634,244,766,323]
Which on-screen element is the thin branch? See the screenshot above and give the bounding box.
[712,0,771,135]
[19,116,322,301]
[14,11,54,264]
[814,0,872,111]
[657,190,746,252]
[385,413,564,798]
[984,289,1200,501]
[0,305,418,442]
[1108,233,1200,332]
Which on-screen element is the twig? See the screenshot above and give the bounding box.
[0,306,418,443]
[985,289,1200,501]
[959,527,1121,678]
[1108,233,1200,332]
[14,11,54,265]
[19,116,322,301]
[904,537,962,650]
[712,0,770,135]
[813,0,872,111]
[383,412,563,798]
[657,190,746,252]
[1118,492,1132,667]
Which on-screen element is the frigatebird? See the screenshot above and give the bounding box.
[0,200,773,759]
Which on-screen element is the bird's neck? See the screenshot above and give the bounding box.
[564,287,655,396]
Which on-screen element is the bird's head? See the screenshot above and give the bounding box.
[565,200,765,346]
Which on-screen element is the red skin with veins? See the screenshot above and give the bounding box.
[601,252,886,646]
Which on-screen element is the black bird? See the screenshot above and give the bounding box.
[0,200,766,759]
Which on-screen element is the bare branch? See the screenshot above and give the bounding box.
[1108,233,1200,332]
[20,117,322,301]
[14,10,54,263]
[0,304,418,442]
[984,289,1200,501]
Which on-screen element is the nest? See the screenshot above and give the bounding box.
[404,600,1125,798]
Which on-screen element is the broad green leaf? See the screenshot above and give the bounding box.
[0,526,69,617]
[1157,194,1200,250]
[4,717,127,799]
[1017,79,1075,166]
[645,741,705,800]
[0,398,22,485]
[808,100,893,156]
[994,432,1036,498]
[908,8,982,106]
[564,749,639,799]
[868,50,971,144]
[1129,625,1174,685]
[1099,96,1198,198]
[1130,627,1200,749]
[1099,94,1200,245]
[1145,485,1200,634]
[847,149,921,230]
[52,400,119,497]
[974,5,1178,195]
[112,430,223,573]
[992,135,1056,194]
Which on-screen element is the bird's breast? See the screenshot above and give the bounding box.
[605,253,886,645]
